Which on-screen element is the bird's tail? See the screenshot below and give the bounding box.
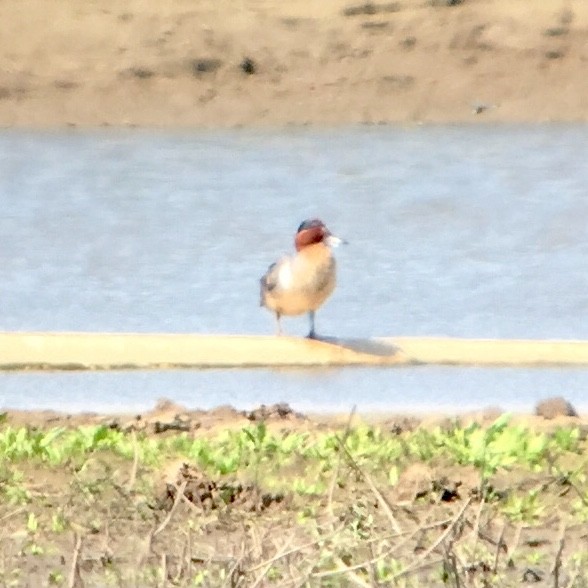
[259,279,267,307]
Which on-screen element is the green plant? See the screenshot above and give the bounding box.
[50,512,68,533]
[526,550,544,565]
[0,466,31,504]
[375,558,404,583]
[550,427,581,452]
[48,570,64,586]
[501,489,546,523]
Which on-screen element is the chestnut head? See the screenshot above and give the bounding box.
[294,219,345,251]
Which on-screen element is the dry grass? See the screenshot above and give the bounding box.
[1,409,588,586]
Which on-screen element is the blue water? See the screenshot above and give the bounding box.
[1,125,587,414]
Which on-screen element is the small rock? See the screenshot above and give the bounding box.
[246,403,304,421]
[361,21,389,30]
[543,26,568,37]
[153,415,192,434]
[400,36,417,49]
[545,49,564,59]
[432,476,462,502]
[191,58,222,75]
[342,1,400,16]
[54,80,78,90]
[343,2,377,16]
[385,417,419,435]
[103,418,121,431]
[127,67,155,79]
[381,75,414,90]
[471,102,497,115]
[159,463,286,512]
[240,57,256,75]
[430,0,463,6]
[522,567,543,583]
[535,397,578,419]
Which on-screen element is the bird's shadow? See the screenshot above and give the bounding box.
[310,335,400,357]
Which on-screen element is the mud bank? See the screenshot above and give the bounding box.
[1,0,587,128]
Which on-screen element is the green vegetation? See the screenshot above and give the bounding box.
[0,415,587,586]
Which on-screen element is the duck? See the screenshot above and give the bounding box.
[260,219,344,338]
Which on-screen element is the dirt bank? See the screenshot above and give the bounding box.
[1,401,588,586]
[1,0,587,128]
[2,398,585,436]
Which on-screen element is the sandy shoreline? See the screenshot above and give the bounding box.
[1,0,587,128]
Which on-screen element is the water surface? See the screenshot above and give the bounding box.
[1,125,587,413]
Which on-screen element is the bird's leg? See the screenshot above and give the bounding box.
[275,312,283,336]
[307,311,316,339]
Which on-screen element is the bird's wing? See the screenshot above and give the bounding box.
[260,261,280,293]
[260,256,294,307]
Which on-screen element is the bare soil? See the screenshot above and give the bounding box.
[1,401,588,586]
[3,398,585,436]
[1,0,587,128]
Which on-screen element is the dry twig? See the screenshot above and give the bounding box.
[246,522,346,574]
[335,433,402,535]
[153,481,187,539]
[250,535,297,588]
[326,406,356,519]
[0,507,25,523]
[493,520,507,574]
[126,430,139,492]
[506,522,523,565]
[551,523,566,588]
[392,497,472,580]
[68,532,84,588]
[160,553,167,588]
